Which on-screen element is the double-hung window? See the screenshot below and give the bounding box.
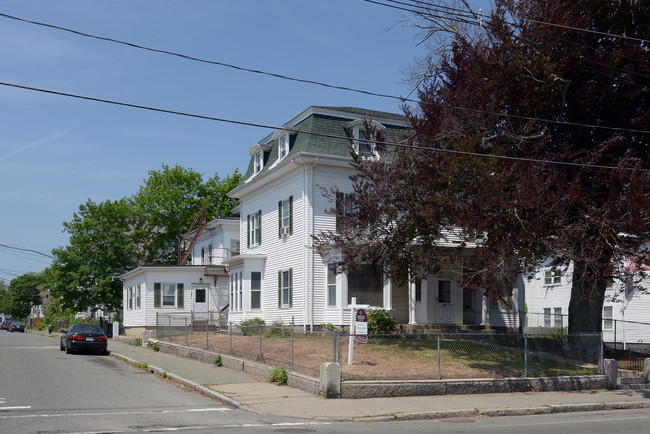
[251,272,261,310]
[348,264,383,307]
[554,307,563,328]
[279,134,290,160]
[254,150,264,174]
[247,210,262,248]
[327,264,337,307]
[127,287,133,310]
[153,283,184,308]
[335,192,354,231]
[278,269,293,308]
[278,196,293,237]
[603,306,613,330]
[230,272,243,312]
[544,269,562,286]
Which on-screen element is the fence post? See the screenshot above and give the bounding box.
[333,330,337,362]
[206,312,209,350]
[524,333,528,378]
[599,332,604,374]
[437,334,441,380]
[229,322,232,355]
[259,324,263,362]
[168,316,172,342]
[291,327,294,371]
[185,317,188,346]
[614,320,617,350]
[156,312,159,339]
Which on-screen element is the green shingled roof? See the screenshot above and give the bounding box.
[240,106,408,182]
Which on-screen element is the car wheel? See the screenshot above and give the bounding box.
[65,343,71,354]
[60,341,65,351]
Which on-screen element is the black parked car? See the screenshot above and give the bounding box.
[8,321,25,332]
[60,324,108,355]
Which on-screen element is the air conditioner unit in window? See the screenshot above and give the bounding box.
[281,226,290,236]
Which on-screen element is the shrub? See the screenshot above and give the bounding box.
[239,318,265,336]
[321,323,340,333]
[150,342,160,352]
[134,337,141,347]
[269,366,288,385]
[214,354,223,367]
[265,321,290,337]
[367,309,396,335]
[161,371,168,378]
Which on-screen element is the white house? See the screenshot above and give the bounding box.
[524,252,650,347]
[120,218,238,335]
[224,106,524,331]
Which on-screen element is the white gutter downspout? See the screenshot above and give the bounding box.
[309,157,318,332]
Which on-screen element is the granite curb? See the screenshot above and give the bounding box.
[111,352,245,411]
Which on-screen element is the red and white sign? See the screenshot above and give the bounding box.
[355,308,368,344]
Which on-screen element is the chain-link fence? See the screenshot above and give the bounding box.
[153,314,602,381]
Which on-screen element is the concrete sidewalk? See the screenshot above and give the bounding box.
[105,337,650,422]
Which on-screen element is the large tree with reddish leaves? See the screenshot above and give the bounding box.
[315,0,650,333]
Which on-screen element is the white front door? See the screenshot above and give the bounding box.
[435,279,456,324]
[192,286,209,320]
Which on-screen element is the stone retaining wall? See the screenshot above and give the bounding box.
[148,338,607,399]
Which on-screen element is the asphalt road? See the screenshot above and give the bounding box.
[0,331,293,433]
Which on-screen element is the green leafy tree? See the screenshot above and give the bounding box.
[133,164,242,264]
[6,272,44,319]
[47,165,242,312]
[47,198,142,313]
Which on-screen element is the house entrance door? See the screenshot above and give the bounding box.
[435,279,456,324]
[192,285,209,320]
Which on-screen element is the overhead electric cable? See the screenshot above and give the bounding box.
[1,81,648,173]
[0,242,54,258]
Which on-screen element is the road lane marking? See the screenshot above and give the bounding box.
[0,406,32,411]
[0,407,230,419]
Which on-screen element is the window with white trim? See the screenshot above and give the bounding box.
[543,308,551,327]
[348,264,383,307]
[335,191,354,231]
[278,197,293,237]
[127,287,133,310]
[327,264,337,307]
[251,271,261,310]
[603,306,613,330]
[153,282,184,308]
[544,269,562,285]
[279,133,290,160]
[247,210,262,248]
[230,272,243,312]
[136,285,141,309]
[278,269,292,308]
[554,307,563,328]
[254,150,264,174]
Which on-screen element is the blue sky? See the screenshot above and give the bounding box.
[0,0,490,282]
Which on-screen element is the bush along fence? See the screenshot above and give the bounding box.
[154,313,603,381]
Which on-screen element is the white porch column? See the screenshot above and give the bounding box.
[481,292,490,326]
[408,280,417,325]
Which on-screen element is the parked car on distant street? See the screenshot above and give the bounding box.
[60,324,108,355]
[8,321,25,332]
[2,320,15,331]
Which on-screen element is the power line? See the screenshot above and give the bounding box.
[396,0,650,44]
[367,0,650,82]
[1,80,647,174]
[0,242,54,259]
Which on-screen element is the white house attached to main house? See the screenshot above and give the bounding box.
[120,218,238,335]
[525,251,650,347]
[223,106,524,331]
[120,106,525,335]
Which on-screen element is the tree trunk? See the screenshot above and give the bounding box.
[568,262,607,334]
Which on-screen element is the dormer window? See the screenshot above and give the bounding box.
[279,133,290,160]
[254,150,264,174]
[347,119,385,158]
